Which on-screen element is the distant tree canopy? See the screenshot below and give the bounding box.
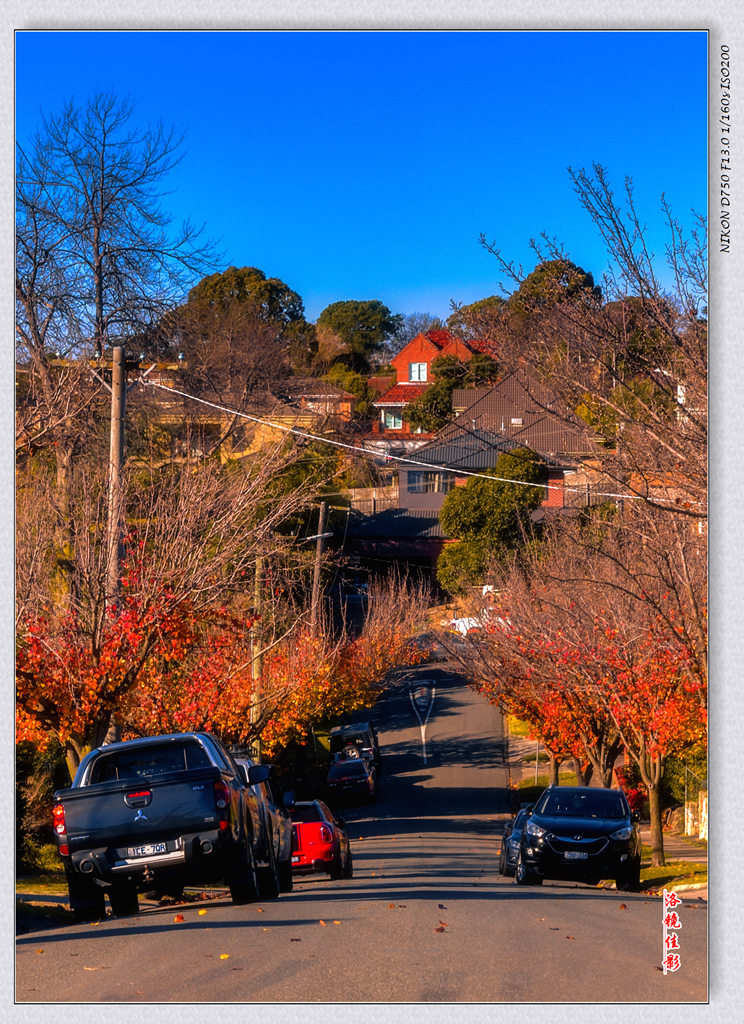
[437,448,544,593]
[316,299,402,373]
[508,259,601,315]
[181,266,318,373]
[446,295,504,340]
[403,352,499,433]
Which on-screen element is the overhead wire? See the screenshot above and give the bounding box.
[140,377,704,509]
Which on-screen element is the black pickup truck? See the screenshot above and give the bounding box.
[52,732,273,919]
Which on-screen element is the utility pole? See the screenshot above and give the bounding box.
[106,346,127,607]
[310,501,329,632]
[250,555,264,761]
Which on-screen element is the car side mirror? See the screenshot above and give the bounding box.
[336,817,346,828]
[247,764,271,785]
[282,790,295,809]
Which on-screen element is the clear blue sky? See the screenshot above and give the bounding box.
[15,30,708,323]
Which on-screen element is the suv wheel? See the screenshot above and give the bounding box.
[515,850,542,886]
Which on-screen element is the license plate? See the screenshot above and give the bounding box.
[127,842,167,858]
[564,850,588,860]
[291,855,300,863]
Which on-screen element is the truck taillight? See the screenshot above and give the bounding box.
[52,802,69,857]
[214,780,231,831]
[319,825,333,843]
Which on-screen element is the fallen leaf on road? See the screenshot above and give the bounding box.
[619,904,627,911]
[333,920,342,925]
[549,927,560,931]
[198,909,207,916]
[398,905,407,909]
[34,949,43,954]
[434,926,446,933]
[256,908,264,913]
[319,920,327,926]
[439,920,448,926]
[219,954,230,960]
[566,936,575,940]
[388,903,396,909]
[173,914,185,923]
[438,904,447,910]
[83,967,99,971]
[290,938,301,942]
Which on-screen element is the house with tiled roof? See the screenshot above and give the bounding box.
[397,369,607,514]
[371,328,486,435]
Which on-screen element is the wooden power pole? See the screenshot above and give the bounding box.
[310,500,329,632]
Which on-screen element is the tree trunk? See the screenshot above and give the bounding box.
[647,783,665,867]
[573,757,593,786]
[549,754,561,786]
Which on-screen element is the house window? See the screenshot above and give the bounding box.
[407,471,454,494]
[383,410,403,429]
[409,362,427,382]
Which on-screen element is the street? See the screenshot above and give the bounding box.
[15,666,707,1003]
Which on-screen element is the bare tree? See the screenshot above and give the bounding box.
[477,164,707,523]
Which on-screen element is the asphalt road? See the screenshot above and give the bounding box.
[15,666,708,1003]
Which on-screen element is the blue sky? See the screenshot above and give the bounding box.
[15,30,708,323]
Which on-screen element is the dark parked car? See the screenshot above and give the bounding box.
[52,732,271,919]
[498,806,532,878]
[289,800,353,879]
[515,785,642,891]
[234,757,295,895]
[329,722,380,772]
[326,757,377,804]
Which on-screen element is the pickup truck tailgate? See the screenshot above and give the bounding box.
[58,767,224,853]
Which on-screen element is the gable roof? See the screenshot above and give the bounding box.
[451,369,598,457]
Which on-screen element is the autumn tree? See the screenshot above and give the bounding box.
[15,440,327,776]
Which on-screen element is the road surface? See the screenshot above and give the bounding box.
[15,665,707,1002]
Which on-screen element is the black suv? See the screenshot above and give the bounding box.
[515,785,642,891]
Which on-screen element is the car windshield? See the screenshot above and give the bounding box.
[329,762,366,779]
[90,740,211,783]
[536,789,627,820]
[289,804,324,823]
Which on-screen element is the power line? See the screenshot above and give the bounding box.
[140,378,703,508]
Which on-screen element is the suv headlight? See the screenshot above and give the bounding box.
[524,820,546,839]
[611,825,633,841]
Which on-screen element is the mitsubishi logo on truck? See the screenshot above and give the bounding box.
[134,809,149,822]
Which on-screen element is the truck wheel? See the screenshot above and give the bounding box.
[108,882,139,917]
[278,857,294,893]
[67,873,105,922]
[228,840,259,905]
[257,838,280,900]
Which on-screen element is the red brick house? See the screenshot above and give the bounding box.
[372,329,484,433]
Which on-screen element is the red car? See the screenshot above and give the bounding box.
[289,800,353,879]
